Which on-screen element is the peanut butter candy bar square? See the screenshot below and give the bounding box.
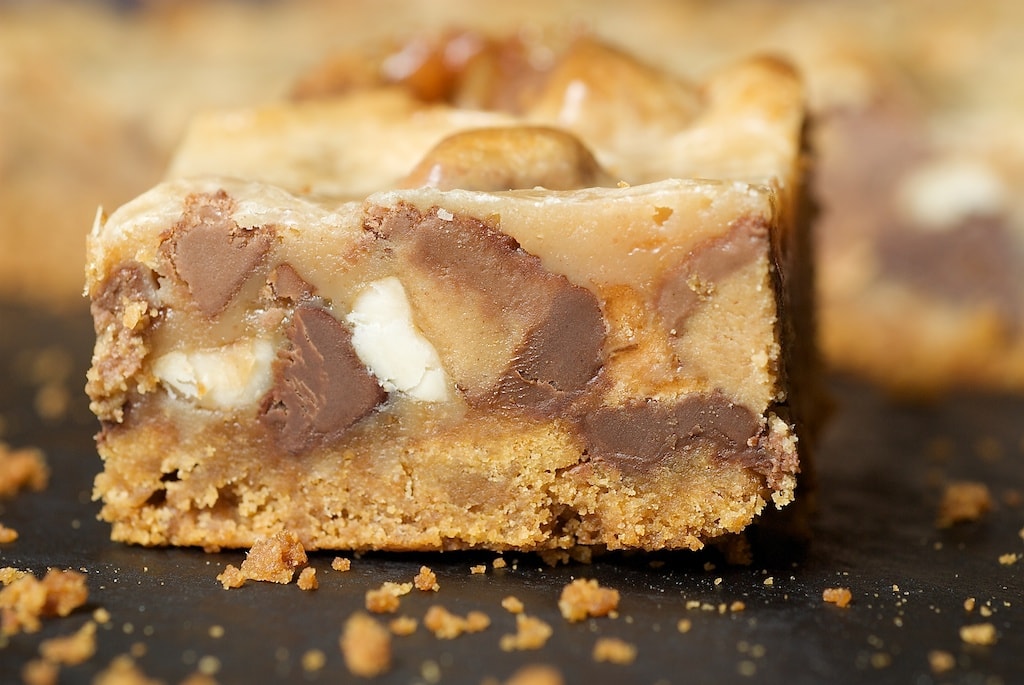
[86,39,818,552]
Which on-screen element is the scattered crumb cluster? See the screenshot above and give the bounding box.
[1,567,88,636]
[1,567,92,683]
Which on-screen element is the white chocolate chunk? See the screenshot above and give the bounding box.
[897,157,1007,229]
[152,338,275,409]
[346,277,449,402]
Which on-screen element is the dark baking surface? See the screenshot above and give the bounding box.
[1,302,1021,685]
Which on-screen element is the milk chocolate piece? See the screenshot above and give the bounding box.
[369,203,605,407]
[164,191,274,316]
[657,215,770,335]
[260,305,386,454]
[583,393,759,472]
[878,216,1022,323]
[493,284,605,412]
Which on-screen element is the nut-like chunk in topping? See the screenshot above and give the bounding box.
[347,277,449,402]
[400,126,615,191]
[152,339,275,409]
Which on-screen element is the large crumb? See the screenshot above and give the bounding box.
[388,615,418,636]
[959,622,998,645]
[499,614,553,651]
[423,605,491,639]
[301,648,327,673]
[414,566,440,592]
[496,664,565,685]
[822,587,853,608]
[331,557,352,572]
[215,564,246,590]
[38,620,98,665]
[937,481,993,528]
[501,596,525,614]
[21,659,59,685]
[0,568,88,635]
[340,612,391,677]
[365,581,413,614]
[0,522,18,543]
[238,532,308,584]
[297,567,318,591]
[0,442,49,497]
[928,649,956,674]
[557,578,620,622]
[592,637,638,664]
[93,655,162,685]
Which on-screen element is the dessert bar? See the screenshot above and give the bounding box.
[86,39,816,552]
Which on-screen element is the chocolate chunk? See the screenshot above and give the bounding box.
[657,215,770,334]
[494,283,605,409]
[583,393,760,472]
[164,190,274,316]
[260,305,386,454]
[367,203,605,410]
[90,262,159,331]
[267,263,317,303]
[877,216,1022,324]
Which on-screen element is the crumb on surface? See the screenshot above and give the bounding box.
[414,566,439,592]
[21,659,59,685]
[471,564,487,575]
[0,568,88,635]
[297,567,318,591]
[964,597,977,612]
[301,648,326,672]
[215,564,246,590]
[998,553,1019,566]
[331,557,351,572]
[423,605,491,639]
[501,596,525,614]
[239,532,307,584]
[937,481,993,528]
[499,664,565,685]
[388,615,418,636]
[341,612,391,677]
[180,673,219,685]
[365,581,413,614]
[557,578,620,622]
[592,636,637,664]
[0,442,49,497]
[93,655,162,685]
[928,649,956,674]
[677,618,692,633]
[493,557,507,569]
[0,522,18,543]
[38,620,97,665]
[959,622,997,645]
[499,614,553,651]
[822,587,853,608]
